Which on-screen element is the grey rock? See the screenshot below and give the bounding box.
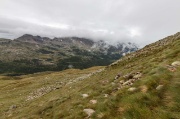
[133,73,142,79]
[171,61,180,67]
[90,100,97,104]
[156,85,164,90]
[83,109,95,117]
[82,94,89,98]
[104,94,109,97]
[128,87,137,92]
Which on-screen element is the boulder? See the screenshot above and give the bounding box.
[156,85,163,90]
[83,109,95,117]
[119,80,125,84]
[128,87,137,92]
[82,94,89,98]
[123,81,131,86]
[104,94,108,98]
[114,73,122,80]
[171,61,180,67]
[90,100,97,104]
[133,73,142,79]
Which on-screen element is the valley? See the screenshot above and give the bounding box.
[0,32,179,119]
[0,34,138,75]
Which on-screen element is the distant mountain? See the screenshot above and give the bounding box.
[0,34,138,75]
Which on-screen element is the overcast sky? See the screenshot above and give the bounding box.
[0,0,180,46]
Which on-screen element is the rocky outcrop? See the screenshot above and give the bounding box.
[112,72,143,92]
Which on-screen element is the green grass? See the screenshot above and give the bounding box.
[0,33,180,119]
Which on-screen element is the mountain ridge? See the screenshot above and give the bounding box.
[0,34,138,75]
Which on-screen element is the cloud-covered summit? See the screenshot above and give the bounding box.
[0,0,180,47]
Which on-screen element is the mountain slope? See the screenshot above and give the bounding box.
[0,35,138,75]
[0,32,179,119]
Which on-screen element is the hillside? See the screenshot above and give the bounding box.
[0,32,179,119]
[0,34,138,75]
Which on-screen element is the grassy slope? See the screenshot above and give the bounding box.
[0,33,180,119]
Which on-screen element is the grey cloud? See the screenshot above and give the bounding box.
[0,0,180,47]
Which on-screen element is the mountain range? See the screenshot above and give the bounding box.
[0,34,138,75]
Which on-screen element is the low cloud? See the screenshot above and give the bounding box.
[0,0,180,47]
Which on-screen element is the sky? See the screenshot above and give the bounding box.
[0,0,180,47]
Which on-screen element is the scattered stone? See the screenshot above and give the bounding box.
[128,87,137,92]
[82,94,89,98]
[26,84,64,101]
[100,80,109,85]
[114,73,122,80]
[123,73,133,80]
[122,81,129,86]
[156,85,164,90]
[166,65,177,72]
[169,67,176,72]
[9,105,17,110]
[119,80,125,84]
[129,82,133,86]
[133,73,142,79]
[83,109,95,117]
[113,71,143,92]
[171,61,180,67]
[90,100,97,104]
[131,78,136,82]
[104,94,108,98]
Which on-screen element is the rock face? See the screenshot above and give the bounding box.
[83,109,95,117]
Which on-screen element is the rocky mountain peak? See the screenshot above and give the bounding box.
[15,34,43,44]
[14,34,139,53]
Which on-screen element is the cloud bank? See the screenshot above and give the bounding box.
[0,0,180,46]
